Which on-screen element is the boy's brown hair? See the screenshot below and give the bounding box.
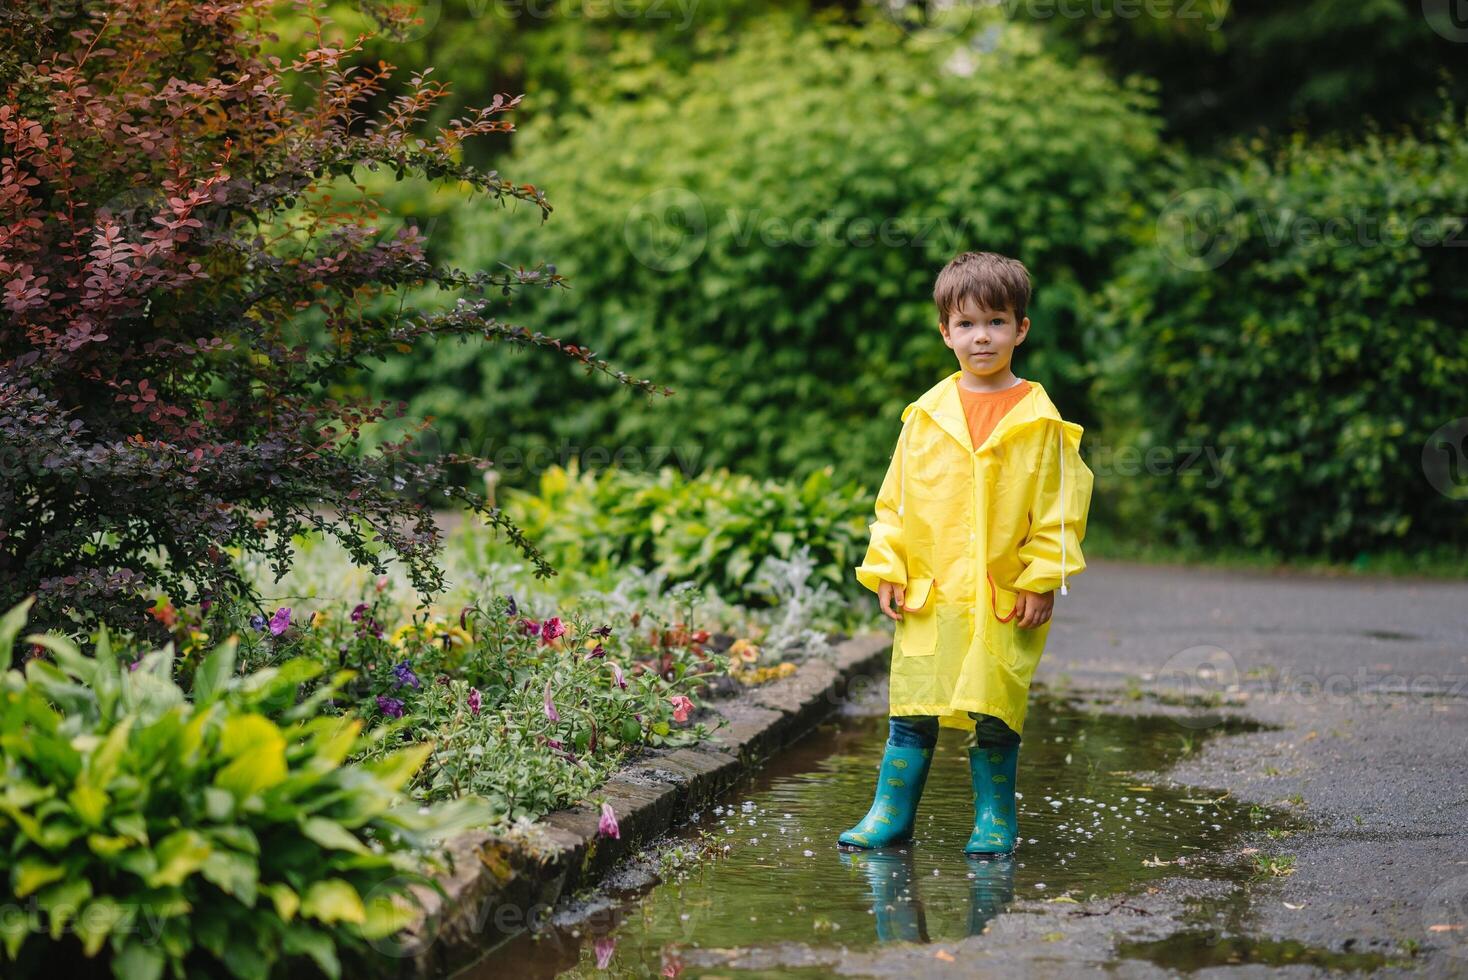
[933,251,1032,327]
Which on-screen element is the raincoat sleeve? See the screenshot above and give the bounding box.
[854,417,910,594]
[1013,419,1094,596]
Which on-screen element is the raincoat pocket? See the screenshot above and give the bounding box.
[896,577,937,658]
[984,579,1048,670]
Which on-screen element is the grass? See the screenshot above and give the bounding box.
[1085,520,1468,580]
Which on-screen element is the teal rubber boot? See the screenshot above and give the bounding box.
[965,743,1019,856]
[838,741,934,849]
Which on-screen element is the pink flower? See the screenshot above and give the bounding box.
[468,687,482,716]
[375,575,389,593]
[540,616,567,645]
[543,679,559,722]
[594,935,616,969]
[519,618,542,638]
[609,661,626,690]
[267,606,292,636]
[669,695,694,724]
[599,802,620,839]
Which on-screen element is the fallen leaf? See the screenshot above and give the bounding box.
[935,949,956,961]
[1240,848,1259,855]
[1284,901,1306,909]
[1429,924,1464,933]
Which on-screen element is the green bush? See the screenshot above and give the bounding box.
[374,14,1165,489]
[497,462,871,605]
[0,601,476,979]
[1091,103,1468,558]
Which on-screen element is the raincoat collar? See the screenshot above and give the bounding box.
[901,370,1063,454]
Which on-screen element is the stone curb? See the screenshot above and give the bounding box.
[392,632,892,979]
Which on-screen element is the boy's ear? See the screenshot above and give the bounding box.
[1015,316,1031,344]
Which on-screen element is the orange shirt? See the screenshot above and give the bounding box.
[956,378,1031,451]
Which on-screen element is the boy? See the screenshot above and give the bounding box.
[839,251,1094,857]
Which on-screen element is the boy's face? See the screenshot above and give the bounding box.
[939,295,1030,385]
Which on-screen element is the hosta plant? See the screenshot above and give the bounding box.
[0,600,479,979]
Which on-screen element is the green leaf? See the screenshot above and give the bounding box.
[265,882,300,923]
[112,939,165,980]
[146,830,212,888]
[68,780,109,828]
[299,817,369,855]
[74,897,127,957]
[24,631,95,686]
[281,923,341,979]
[200,848,259,907]
[38,877,92,938]
[12,856,67,898]
[300,879,366,925]
[0,598,35,654]
[192,638,238,706]
[364,743,432,794]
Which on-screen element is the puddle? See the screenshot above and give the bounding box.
[464,693,1278,978]
[1119,930,1392,972]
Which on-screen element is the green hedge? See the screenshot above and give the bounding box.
[373,13,1165,489]
[1091,104,1468,558]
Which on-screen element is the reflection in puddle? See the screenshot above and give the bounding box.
[468,693,1275,978]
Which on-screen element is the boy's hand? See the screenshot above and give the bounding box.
[1013,588,1053,629]
[878,580,906,622]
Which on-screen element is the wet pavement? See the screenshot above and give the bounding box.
[465,559,1468,977]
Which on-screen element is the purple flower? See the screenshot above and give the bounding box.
[609,661,627,691]
[543,679,560,722]
[392,660,421,690]
[594,936,616,969]
[586,643,606,660]
[350,602,369,622]
[468,687,482,716]
[376,695,405,719]
[598,802,620,840]
[249,614,267,632]
[460,606,473,631]
[127,659,141,672]
[504,594,518,617]
[519,618,541,638]
[267,606,291,636]
[593,624,613,638]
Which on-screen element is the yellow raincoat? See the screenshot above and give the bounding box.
[854,371,1094,737]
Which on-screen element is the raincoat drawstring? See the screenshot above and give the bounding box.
[1059,423,1068,596]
